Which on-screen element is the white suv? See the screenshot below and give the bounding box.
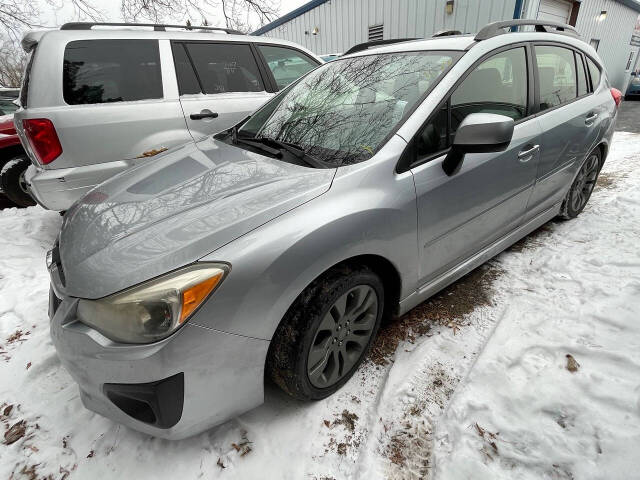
[13,22,321,211]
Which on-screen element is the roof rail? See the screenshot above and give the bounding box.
[344,38,419,55]
[433,30,462,37]
[60,22,244,35]
[475,19,579,40]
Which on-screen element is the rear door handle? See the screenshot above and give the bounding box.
[517,144,539,162]
[585,112,598,125]
[190,109,219,120]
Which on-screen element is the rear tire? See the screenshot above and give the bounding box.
[558,148,601,220]
[1,156,36,207]
[266,264,384,401]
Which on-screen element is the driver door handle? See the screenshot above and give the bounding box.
[190,110,219,120]
[517,144,539,162]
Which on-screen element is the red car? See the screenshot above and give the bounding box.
[0,114,34,207]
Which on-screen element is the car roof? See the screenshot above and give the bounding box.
[21,27,321,59]
[342,30,594,59]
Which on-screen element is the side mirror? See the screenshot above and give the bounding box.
[442,113,515,175]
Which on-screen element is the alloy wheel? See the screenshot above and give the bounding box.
[571,154,599,212]
[307,285,378,388]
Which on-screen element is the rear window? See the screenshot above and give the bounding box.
[63,40,163,105]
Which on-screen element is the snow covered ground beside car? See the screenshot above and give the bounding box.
[1,132,639,480]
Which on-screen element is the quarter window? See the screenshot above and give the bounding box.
[183,43,264,94]
[417,47,528,159]
[63,40,163,105]
[586,57,601,90]
[257,45,318,89]
[535,45,577,111]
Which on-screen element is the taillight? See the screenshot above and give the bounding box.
[610,88,622,107]
[22,118,62,165]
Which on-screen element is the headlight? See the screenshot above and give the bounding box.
[632,77,640,86]
[76,263,228,344]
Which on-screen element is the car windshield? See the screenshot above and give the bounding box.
[237,50,461,167]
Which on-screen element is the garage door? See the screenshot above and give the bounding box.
[537,0,572,24]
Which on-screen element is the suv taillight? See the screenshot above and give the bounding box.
[22,118,62,165]
[610,88,622,107]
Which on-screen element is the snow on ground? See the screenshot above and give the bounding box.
[0,132,639,480]
[432,133,640,480]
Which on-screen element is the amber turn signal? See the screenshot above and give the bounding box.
[179,272,224,323]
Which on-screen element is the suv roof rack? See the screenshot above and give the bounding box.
[60,22,244,35]
[344,38,418,55]
[433,30,462,37]
[475,19,579,41]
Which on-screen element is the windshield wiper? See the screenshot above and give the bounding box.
[234,137,283,157]
[254,137,330,169]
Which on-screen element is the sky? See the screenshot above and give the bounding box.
[37,0,309,31]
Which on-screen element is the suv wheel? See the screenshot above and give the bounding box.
[1,156,36,208]
[558,149,601,220]
[266,265,384,401]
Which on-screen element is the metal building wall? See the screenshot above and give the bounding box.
[574,0,639,90]
[261,0,516,54]
[522,0,640,90]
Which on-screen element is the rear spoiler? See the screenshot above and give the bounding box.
[21,30,48,52]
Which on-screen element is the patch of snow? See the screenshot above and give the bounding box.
[433,132,640,479]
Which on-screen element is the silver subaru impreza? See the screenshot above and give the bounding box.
[48,20,618,439]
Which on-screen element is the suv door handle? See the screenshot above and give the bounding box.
[585,112,598,125]
[517,144,539,162]
[190,110,219,120]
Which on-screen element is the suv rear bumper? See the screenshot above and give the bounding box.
[25,160,136,211]
[49,284,269,440]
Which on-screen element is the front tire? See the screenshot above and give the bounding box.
[266,265,384,401]
[558,148,601,220]
[1,156,36,207]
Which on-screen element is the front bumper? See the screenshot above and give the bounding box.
[49,285,269,440]
[25,159,135,211]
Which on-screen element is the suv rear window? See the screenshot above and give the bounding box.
[63,40,163,105]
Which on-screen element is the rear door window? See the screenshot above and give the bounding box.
[257,45,319,89]
[576,52,588,96]
[172,43,200,95]
[183,43,264,94]
[535,45,577,111]
[63,40,163,105]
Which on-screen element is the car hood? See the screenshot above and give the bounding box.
[59,137,336,299]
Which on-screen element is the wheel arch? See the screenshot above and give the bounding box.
[278,253,403,326]
[263,252,402,391]
[596,141,608,168]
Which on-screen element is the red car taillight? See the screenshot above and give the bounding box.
[22,118,62,165]
[610,88,622,107]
